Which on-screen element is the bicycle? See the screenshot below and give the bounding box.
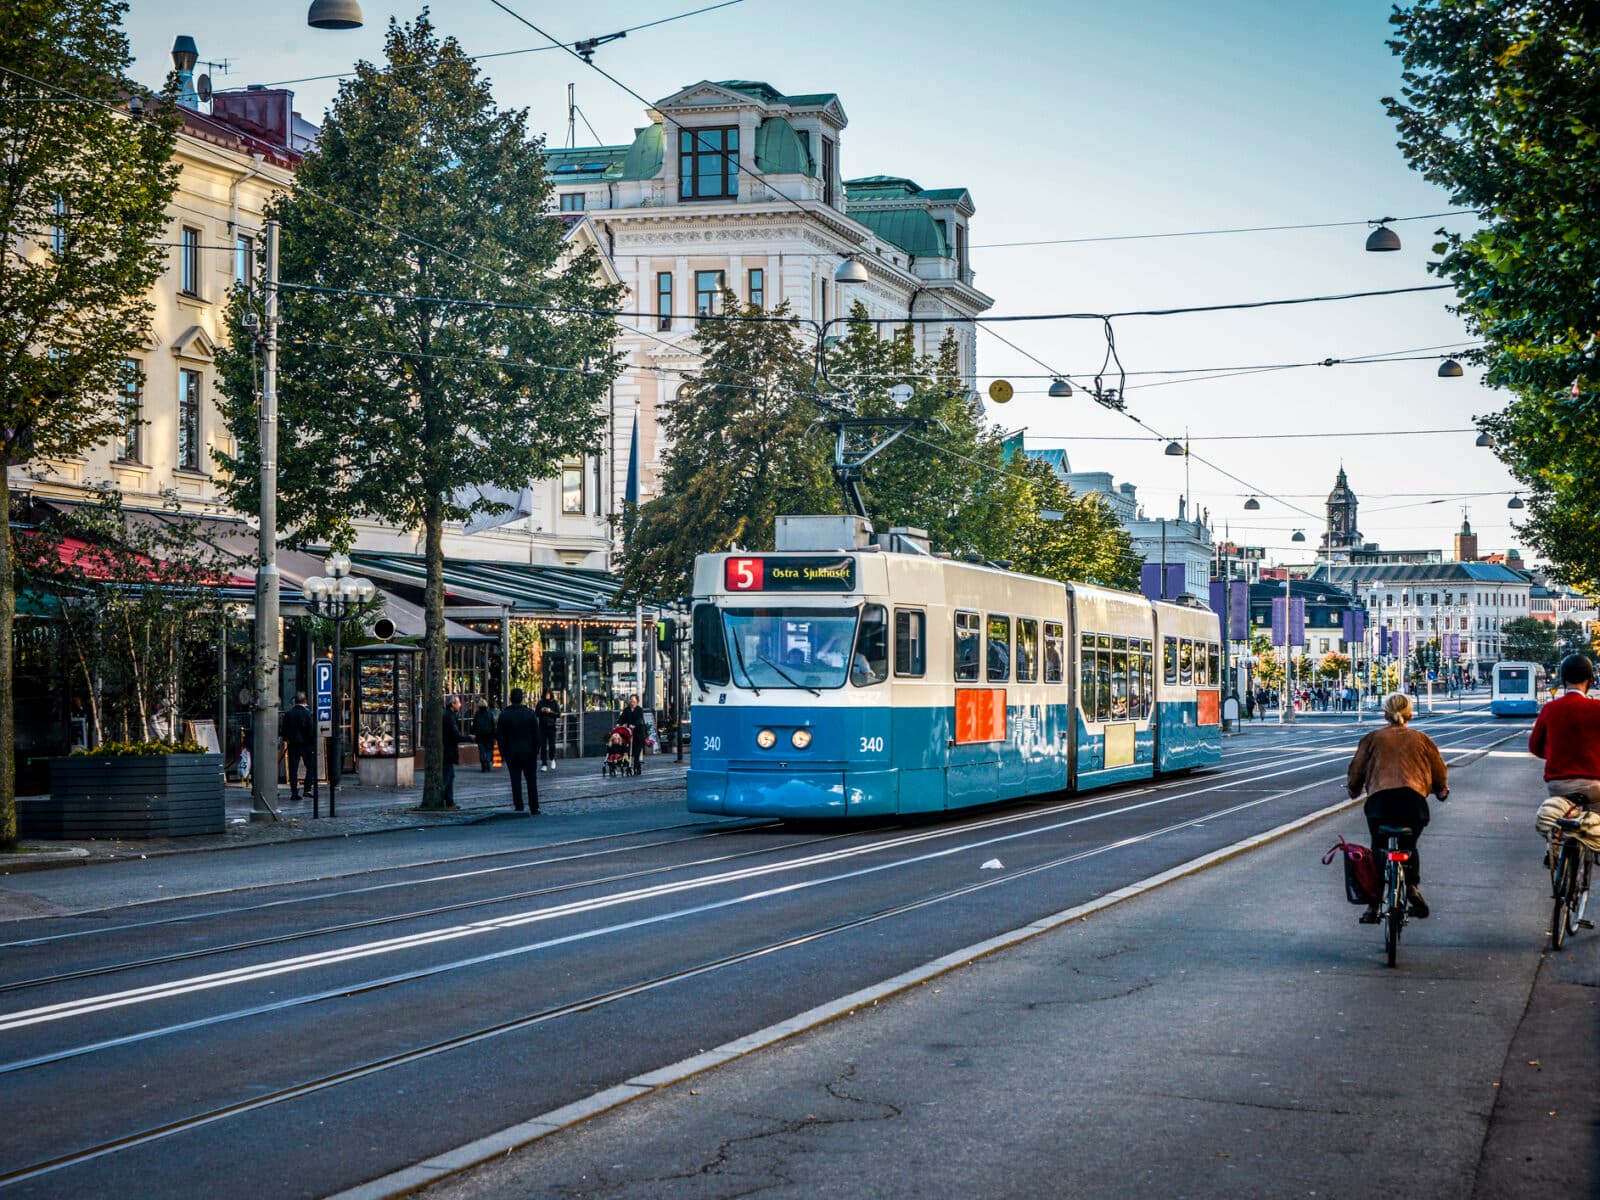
[1548,802,1594,951]
[1376,824,1414,968]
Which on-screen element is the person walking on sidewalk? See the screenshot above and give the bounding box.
[496,687,539,815]
[472,699,496,772]
[620,693,647,774]
[1528,654,1600,804]
[1346,692,1449,923]
[441,695,465,809]
[280,691,318,804]
[534,689,561,771]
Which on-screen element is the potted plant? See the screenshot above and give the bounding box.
[22,738,225,839]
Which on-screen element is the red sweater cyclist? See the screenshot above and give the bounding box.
[1528,654,1600,805]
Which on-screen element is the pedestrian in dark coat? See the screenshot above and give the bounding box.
[472,700,496,772]
[1244,691,1256,721]
[496,688,539,814]
[534,690,561,770]
[441,695,465,808]
[279,691,318,803]
[620,694,647,773]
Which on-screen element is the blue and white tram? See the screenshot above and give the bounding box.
[1489,660,1545,717]
[686,522,1223,818]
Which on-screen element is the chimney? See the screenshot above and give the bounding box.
[171,35,200,109]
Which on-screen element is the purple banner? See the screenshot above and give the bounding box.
[1271,597,1286,644]
[1143,563,1188,601]
[1289,597,1306,647]
[1378,627,1390,656]
[1230,581,1248,639]
[1342,609,1368,643]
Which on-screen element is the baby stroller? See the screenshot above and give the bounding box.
[603,723,635,777]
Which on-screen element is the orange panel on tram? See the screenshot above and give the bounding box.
[955,689,1007,744]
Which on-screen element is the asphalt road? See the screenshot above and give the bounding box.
[0,705,1564,1199]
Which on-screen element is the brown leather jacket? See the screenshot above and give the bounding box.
[1346,723,1449,799]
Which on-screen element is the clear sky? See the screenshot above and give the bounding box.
[121,0,1522,565]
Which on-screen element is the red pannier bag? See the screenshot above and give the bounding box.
[1323,836,1380,905]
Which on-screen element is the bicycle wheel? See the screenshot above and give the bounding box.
[1551,844,1576,951]
[1568,852,1591,937]
[1385,865,1403,968]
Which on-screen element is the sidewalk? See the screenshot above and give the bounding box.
[4,752,693,870]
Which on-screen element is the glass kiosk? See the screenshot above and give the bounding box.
[351,643,419,787]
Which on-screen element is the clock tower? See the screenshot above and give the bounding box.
[1325,466,1362,559]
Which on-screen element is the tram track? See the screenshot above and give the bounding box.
[0,720,1521,1193]
[0,722,1489,996]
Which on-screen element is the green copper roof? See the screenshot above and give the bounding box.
[753,116,813,175]
[918,187,972,204]
[713,81,841,109]
[850,206,947,258]
[545,145,629,176]
[616,123,664,180]
[845,176,922,197]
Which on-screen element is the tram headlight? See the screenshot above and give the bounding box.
[791,728,812,749]
[756,728,777,749]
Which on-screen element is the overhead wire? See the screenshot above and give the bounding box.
[971,209,1475,250]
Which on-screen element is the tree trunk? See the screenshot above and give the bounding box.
[0,469,16,849]
[419,497,447,809]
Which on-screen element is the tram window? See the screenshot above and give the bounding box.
[955,610,981,681]
[1179,639,1193,685]
[894,609,926,677]
[692,603,730,686]
[1095,651,1113,722]
[987,615,1011,682]
[1112,635,1128,651]
[851,604,889,686]
[1111,649,1130,720]
[1016,618,1039,682]
[1097,633,1112,650]
[1080,646,1098,721]
[1208,643,1221,687]
[1164,636,1177,684]
[1194,643,1208,686]
[1044,622,1064,683]
[1140,649,1154,720]
[1127,649,1142,721]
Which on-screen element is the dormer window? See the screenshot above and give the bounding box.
[679,126,739,200]
[821,136,836,206]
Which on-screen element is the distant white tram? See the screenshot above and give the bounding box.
[1490,660,1545,717]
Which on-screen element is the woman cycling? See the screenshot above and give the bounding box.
[1346,692,1449,923]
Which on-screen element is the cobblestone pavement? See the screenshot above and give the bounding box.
[8,753,691,866]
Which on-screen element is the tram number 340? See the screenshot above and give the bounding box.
[859,736,884,753]
[702,736,722,752]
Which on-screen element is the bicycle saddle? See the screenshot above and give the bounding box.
[1376,824,1414,839]
[1556,816,1586,832]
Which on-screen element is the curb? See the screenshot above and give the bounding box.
[326,790,1368,1200]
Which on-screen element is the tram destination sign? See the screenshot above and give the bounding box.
[725,556,856,592]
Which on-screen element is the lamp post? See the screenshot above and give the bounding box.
[301,552,377,818]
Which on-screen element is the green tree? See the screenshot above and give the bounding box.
[0,1,178,847]
[1385,3,1600,588]
[1500,616,1557,668]
[1003,457,1141,589]
[620,296,835,601]
[1554,618,1591,665]
[214,15,619,809]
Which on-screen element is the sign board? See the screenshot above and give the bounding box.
[724,556,856,593]
[314,658,334,736]
[185,719,221,755]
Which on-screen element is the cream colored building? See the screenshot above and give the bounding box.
[545,80,994,512]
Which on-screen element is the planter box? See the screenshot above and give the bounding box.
[357,754,413,789]
[21,753,226,839]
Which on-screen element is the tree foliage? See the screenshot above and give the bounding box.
[1386,2,1600,587]
[1500,615,1556,668]
[620,301,1140,598]
[0,0,179,846]
[214,15,619,808]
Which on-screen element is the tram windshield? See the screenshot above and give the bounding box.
[720,606,863,691]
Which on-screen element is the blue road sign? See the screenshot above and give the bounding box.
[1426,669,1437,681]
[314,659,334,726]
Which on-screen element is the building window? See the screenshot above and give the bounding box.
[821,136,836,206]
[561,459,585,514]
[955,222,967,278]
[678,126,739,200]
[747,267,764,309]
[117,359,142,462]
[180,226,201,296]
[51,195,67,255]
[559,192,585,212]
[695,270,725,316]
[656,272,672,332]
[177,368,201,470]
[234,234,254,285]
